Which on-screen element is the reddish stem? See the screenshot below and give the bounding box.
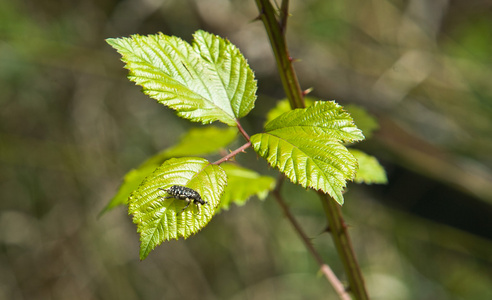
[236,119,250,141]
[212,142,251,165]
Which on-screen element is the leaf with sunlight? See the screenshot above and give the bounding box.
[265,97,315,125]
[106,30,257,126]
[100,126,237,215]
[266,99,379,140]
[219,163,276,210]
[128,157,227,260]
[251,101,364,205]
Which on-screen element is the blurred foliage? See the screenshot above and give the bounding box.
[349,149,387,185]
[219,163,275,211]
[1,0,491,299]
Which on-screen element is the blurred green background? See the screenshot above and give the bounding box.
[1,0,492,299]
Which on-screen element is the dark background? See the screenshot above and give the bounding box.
[1,0,491,299]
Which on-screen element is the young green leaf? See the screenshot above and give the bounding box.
[264,101,364,143]
[350,149,387,184]
[106,30,257,126]
[266,100,380,141]
[128,157,227,260]
[265,97,315,125]
[100,126,237,215]
[251,101,364,205]
[219,163,276,210]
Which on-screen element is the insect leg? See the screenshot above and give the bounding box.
[178,201,191,214]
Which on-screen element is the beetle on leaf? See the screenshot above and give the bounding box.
[159,185,208,213]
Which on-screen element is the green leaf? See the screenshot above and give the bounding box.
[344,104,379,139]
[219,163,276,210]
[350,149,387,184]
[265,100,380,140]
[251,101,364,205]
[106,30,257,126]
[128,157,227,260]
[265,97,315,125]
[264,101,365,143]
[100,126,237,216]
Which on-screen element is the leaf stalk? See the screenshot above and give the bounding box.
[212,141,251,165]
[236,119,251,141]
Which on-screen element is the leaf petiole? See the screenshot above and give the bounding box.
[212,142,251,165]
[236,120,251,141]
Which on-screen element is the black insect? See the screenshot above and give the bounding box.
[159,185,208,213]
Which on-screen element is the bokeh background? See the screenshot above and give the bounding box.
[1,0,492,299]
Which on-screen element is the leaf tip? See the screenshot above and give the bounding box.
[105,37,122,48]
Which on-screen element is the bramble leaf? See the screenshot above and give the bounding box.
[128,157,226,260]
[266,99,379,140]
[251,101,364,205]
[350,149,387,184]
[265,97,315,125]
[264,101,364,142]
[219,163,275,210]
[106,30,257,126]
[100,126,237,215]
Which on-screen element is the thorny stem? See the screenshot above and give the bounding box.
[255,0,304,110]
[212,141,251,165]
[279,0,289,33]
[255,0,369,299]
[212,120,251,165]
[321,194,368,300]
[272,176,352,300]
